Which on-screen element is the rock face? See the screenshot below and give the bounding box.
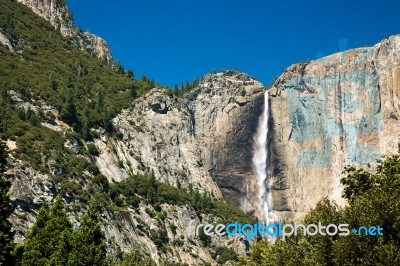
[187,71,265,209]
[101,203,247,265]
[107,88,222,197]
[6,71,262,264]
[269,35,400,219]
[17,0,112,62]
[77,31,112,63]
[16,0,74,36]
[99,71,265,204]
[7,1,400,259]
[11,0,265,220]
[0,31,14,52]
[8,157,247,265]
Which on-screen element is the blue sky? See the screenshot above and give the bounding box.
[67,0,400,87]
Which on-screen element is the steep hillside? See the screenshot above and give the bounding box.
[17,0,112,62]
[3,0,400,265]
[0,1,257,265]
[108,71,265,208]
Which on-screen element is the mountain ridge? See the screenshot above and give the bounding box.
[2,0,400,264]
[17,0,112,63]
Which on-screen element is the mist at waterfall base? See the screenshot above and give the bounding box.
[252,91,276,225]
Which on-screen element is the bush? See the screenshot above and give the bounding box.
[86,143,99,156]
[212,246,238,264]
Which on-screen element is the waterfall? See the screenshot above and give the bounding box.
[252,91,273,224]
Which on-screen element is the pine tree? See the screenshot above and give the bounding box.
[48,230,73,266]
[0,141,15,265]
[149,169,156,189]
[21,195,72,266]
[116,245,156,266]
[68,206,108,266]
[60,96,77,125]
[173,84,180,97]
[21,207,50,266]
[95,91,105,114]
[141,73,148,82]
[126,69,134,79]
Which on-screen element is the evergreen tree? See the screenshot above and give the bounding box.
[116,245,156,266]
[0,141,14,265]
[48,230,73,266]
[173,84,180,97]
[141,73,148,82]
[126,69,134,79]
[21,195,72,266]
[60,96,77,125]
[68,206,108,266]
[102,108,112,133]
[95,91,105,114]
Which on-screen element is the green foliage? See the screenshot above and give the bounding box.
[126,69,134,79]
[115,244,156,266]
[0,0,152,139]
[172,77,200,97]
[60,96,78,126]
[160,261,189,266]
[149,228,169,249]
[109,173,255,225]
[0,141,15,264]
[198,229,212,247]
[239,148,400,266]
[0,80,117,210]
[86,143,100,156]
[341,166,375,203]
[21,197,108,266]
[212,246,238,264]
[67,207,109,266]
[22,195,73,266]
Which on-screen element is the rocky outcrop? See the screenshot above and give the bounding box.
[17,0,112,62]
[102,203,247,264]
[97,72,265,206]
[16,0,74,36]
[33,72,263,264]
[269,35,400,219]
[78,31,112,63]
[12,0,265,221]
[187,71,265,209]
[7,157,247,265]
[8,160,57,243]
[0,31,14,52]
[109,88,221,196]
[96,71,266,202]
[8,1,400,258]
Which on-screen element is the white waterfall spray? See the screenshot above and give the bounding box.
[252,91,273,224]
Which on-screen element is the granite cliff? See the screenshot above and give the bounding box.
[4,0,400,264]
[268,35,400,219]
[1,1,257,264]
[6,71,262,265]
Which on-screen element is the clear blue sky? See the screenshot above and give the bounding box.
[67,0,400,87]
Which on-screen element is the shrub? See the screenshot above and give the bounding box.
[86,143,99,156]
